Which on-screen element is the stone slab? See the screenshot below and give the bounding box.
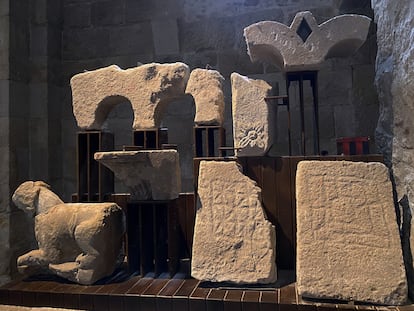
[231,72,275,156]
[94,150,181,200]
[185,68,225,126]
[192,160,276,284]
[71,62,190,130]
[296,160,407,305]
[244,11,371,72]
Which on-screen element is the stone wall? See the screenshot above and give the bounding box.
[0,0,10,286]
[0,0,378,283]
[0,0,64,284]
[372,0,414,297]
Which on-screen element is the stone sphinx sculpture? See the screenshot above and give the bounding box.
[12,181,126,285]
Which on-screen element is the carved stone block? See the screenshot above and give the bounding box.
[231,72,276,157]
[244,11,371,71]
[296,161,407,305]
[192,160,277,284]
[71,62,190,130]
[185,68,225,126]
[94,150,181,201]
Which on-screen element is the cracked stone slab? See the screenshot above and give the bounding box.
[192,160,276,284]
[71,62,190,130]
[185,68,225,125]
[94,150,181,200]
[296,160,408,305]
[244,11,371,72]
[231,72,276,156]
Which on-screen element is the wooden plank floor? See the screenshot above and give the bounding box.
[0,271,407,311]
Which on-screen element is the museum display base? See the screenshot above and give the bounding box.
[2,155,397,310]
[1,270,402,311]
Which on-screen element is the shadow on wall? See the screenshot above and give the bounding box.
[9,206,36,278]
[400,194,414,298]
[163,95,196,192]
[102,99,133,193]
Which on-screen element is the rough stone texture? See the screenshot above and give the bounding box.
[94,150,181,201]
[12,181,63,216]
[231,72,275,156]
[71,62,190,130]
[12,181,125,285]
[192,161,276,284]
[372,0,414,300]
[244,11,371,71]
[296,161,407,305]
[185,68,225,125]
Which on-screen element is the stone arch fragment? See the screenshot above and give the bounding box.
[185,68,225,126]
[71,62,190,130]
[244,11,371,72]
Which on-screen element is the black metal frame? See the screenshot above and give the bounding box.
[286,71,320,156]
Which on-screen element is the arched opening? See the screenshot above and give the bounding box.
[100,96,134,193]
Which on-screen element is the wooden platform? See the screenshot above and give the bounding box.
[0,271,405,311]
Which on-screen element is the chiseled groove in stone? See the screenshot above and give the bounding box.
[231,72,275,157]
[71,62,190,130]
[94,150,181,201]
[191,160,276,284]
[296,160,408,305]
[185,68,225,126]
[244,11,371,72]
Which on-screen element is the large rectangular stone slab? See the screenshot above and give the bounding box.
[192,160,276,284]
[296,160,407,305]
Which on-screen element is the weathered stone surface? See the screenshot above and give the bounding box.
[244,11,371,71]
[12,181,126,285]
[94,150,181,200]
[372,0,414,300]
[192,161,276,284]
[12,181,63,216]
[71,62,190,130]
[231,72,275,156]
[185,68,225,125]
[296,161,407,305]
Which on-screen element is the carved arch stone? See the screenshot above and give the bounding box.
[244,11,372,72]
[71,63,190,130]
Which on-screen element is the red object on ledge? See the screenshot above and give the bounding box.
[336,136,370,155]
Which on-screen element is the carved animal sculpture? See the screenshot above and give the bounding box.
[12,181,126,285]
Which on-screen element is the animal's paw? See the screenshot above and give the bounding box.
[49,262,79,282]
[17,249,47,267]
